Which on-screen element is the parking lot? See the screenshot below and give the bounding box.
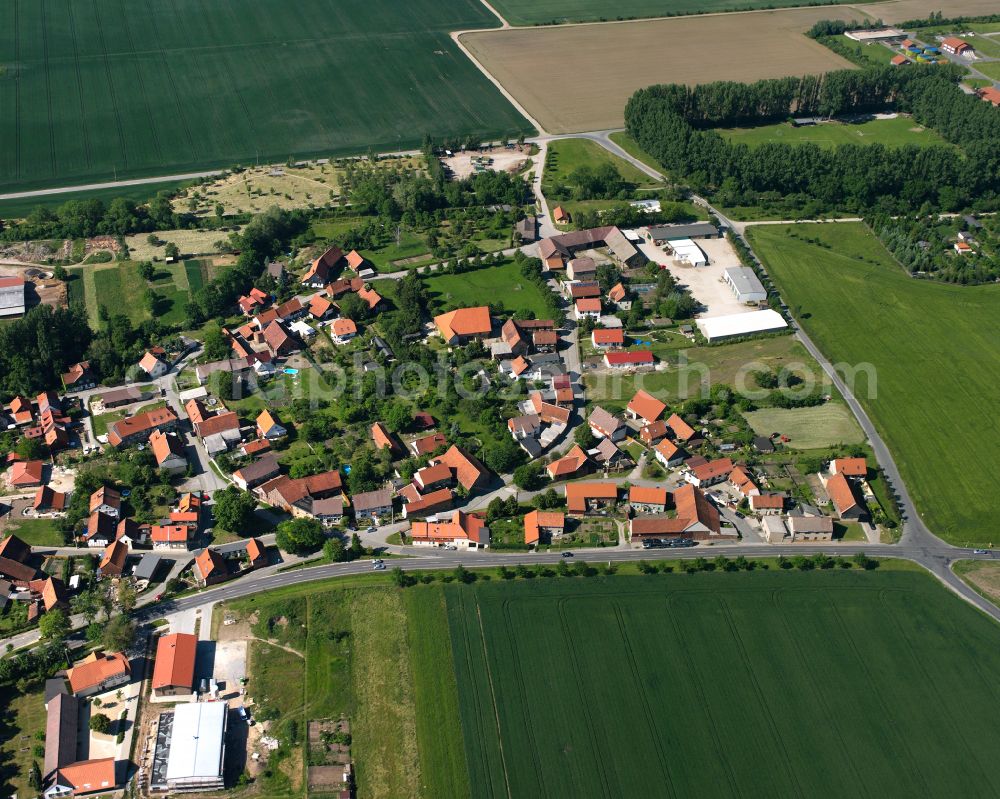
[636,235,751,317]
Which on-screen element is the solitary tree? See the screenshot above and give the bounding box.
[38,608,70,642]
[137,261,155,281]
[164,242,180,260]
[89,714,112,735]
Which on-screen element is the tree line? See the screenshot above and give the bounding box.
[624,65,1000,214]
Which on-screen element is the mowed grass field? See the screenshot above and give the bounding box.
[446,571,1000,799]
[719,115,950,149]
[0,0,530,192]
[460,6,856,134]
[543,138,660,194]
[425,261,552,318]
[743,404,865,449]
[749,222,1000,544]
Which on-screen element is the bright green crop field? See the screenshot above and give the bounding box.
[0,0,530,192]
[447,571,1000,798]
[425,261,552,318]
[719,115,950,149]
[749,222,1000,545]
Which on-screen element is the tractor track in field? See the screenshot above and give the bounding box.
[664,595,742,797]
[500,599,549,797]
[66,1,93,169]
[770,589,872,798]
[39,0,57,176]
[118,0,164,163]
[13,0,21,179]
[829,602,933,797]
[554,597,615,798]
[90,0,128,168]
[611,602,677,799]
[880,591,1000,795]
[474,599,514,799]
[142,0,197,157]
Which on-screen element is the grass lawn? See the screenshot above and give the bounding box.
[743,404,865,450]
[749,222,1000,545]
[719,115,950,149]
[608,132,666,175]
[0,684,46,798]
[585,334,822,414]
[834,521,867,541]
[543,138,660,196]
[1,0,530,192]
[425,261,553,318]
[446,570,1000,798]
[973,60,1000,81]
[4,517,66,547]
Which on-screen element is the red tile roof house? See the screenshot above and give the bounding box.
[409,510,489,549]
[66,650,130,697]
[152,632,197,697]
[33,485,68,513]
[639,420,668,446]
[431,445,491,494]
[8,459,46,488]
[409,433,447,458]
[150,524,191,551]
[98,540,128,578]
[565,482,619,515]
[194,547,233,586]
[626,390,666,426]
[825,472,866,521]
[149,429,188,474]
[371,422,403,456]
[629,486,668,514]
[107,407,179,448]
[524,510,565,546]
[401,487,455,519]
[604,350,654,370]
[666,413,696,442]
[547,445,592,481]
[830,457,867,479]
[433,306,493,345]
[61,361,97,392]
[90,486,122,518]
[728,465,760,497]
[138,350,169,378]
[302,245,344,288]
[686,457,734,488]
[629,484,727,543]
[413,463,454,492]
[574,297,602,320]
[83,512,117,549]
[653,438,685,469]
[589,405,626,442]
[256,410,287,440]
[0,534,41,586]
[591,328,625,349]
[750,494,785,515]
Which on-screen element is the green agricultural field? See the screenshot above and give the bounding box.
[0,0,530,192]
[425,261,552,318]
[743,403,865,449]
[749,222,1000,545]
[486,0,844,25]
[447,571,1000,798]
[719,115,950,149]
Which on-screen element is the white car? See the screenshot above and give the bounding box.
[372,562,386,571]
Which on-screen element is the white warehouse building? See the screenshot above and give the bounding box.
[696,309,788,342]
[724,266,767,304]
[164,702,227,792]
[667,238,707,267]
